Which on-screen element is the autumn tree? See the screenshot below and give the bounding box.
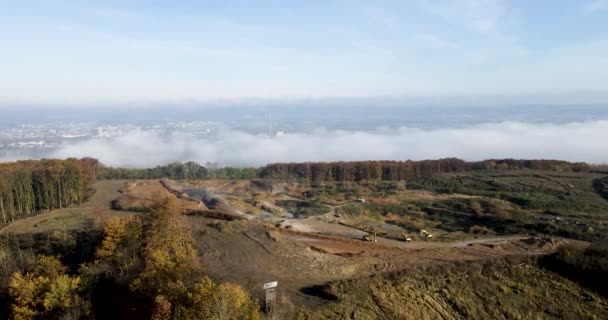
[130,197,200,300]
[174,277,260,320]
[116,197,259,319]
[85,215,144,284]
[0,158,100,227]
[9,255,90,320]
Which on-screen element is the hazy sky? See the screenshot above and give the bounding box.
[1,0,608,105]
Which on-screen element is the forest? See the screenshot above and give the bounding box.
[259,158,590,182]
[99,161,258,180]
[0,158,100,226]
[99,158,591,182]
[0,197,260,320]
[0,158,592,227]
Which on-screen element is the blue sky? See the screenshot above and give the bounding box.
[1,0,608,105]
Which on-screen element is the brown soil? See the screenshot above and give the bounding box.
[1,178,590,312]
[114,180,208,212]
[192,217,581,308]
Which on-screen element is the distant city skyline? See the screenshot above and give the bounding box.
[1,0,608,105]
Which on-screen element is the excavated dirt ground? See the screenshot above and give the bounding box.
[189,216,580,307]
[1,179,587,309]
[156,179,588,307]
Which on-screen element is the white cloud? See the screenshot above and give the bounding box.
[45,121,608,168]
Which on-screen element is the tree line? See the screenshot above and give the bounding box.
[1,159,587,214]
[98,158,590,182]
[259,158,591,182]
[0,158,100,225]
[99,161,258,180]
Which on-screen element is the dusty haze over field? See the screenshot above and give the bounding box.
[49,120,608,167]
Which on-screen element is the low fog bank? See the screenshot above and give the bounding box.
[48,121,608,167]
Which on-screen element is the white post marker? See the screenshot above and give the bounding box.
[263,281,278,290]
[263,281,278,312]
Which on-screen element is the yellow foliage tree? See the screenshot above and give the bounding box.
[95,217,129,261]
[8,272,47,320]
[151,295,173,320]
[210,282,260,320]
[78,197,260,319]
[174,277,260,320]
[34,255,67,279]
[92,215,143,280]
[43,275,84,311]
[8,255,89,320]
[131,197,200,299]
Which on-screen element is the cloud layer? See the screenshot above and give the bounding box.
[49,121,608,167]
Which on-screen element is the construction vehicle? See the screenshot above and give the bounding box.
[363,232,377,243]
[420,229,433,240]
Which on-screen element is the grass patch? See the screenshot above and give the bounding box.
[296,257,608,319]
